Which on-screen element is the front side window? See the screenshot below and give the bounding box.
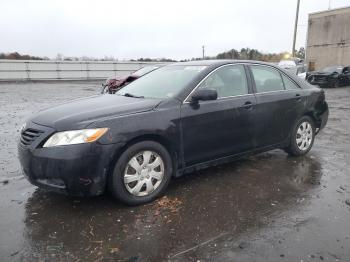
[197,65,248,98]
[250,65,284,93]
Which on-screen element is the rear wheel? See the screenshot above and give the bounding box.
[109,141,172,205]
[285,116,315,156]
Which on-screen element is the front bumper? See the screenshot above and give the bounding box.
[18,123,121,196]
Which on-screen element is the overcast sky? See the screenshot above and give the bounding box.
[1,0,349,60]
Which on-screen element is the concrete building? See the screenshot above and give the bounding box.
[306,6,350,71]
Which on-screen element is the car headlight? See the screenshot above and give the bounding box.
[43,128,108,148]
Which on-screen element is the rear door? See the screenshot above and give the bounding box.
[180,64,256,166]
[248,65,305,148]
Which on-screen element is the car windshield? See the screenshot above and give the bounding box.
[116,65,207,99]
[322,66,343,73]
[132,66,159,76]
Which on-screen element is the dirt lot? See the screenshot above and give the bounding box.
[0,81,350,261]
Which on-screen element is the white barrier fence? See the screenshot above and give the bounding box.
[0,60,165,81]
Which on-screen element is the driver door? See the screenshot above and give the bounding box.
[180,64,257,166]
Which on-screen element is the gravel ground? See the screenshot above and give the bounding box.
[0,81,350,261]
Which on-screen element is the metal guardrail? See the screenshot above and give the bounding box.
[0,60,165,81]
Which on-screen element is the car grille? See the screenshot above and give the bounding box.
[20,128,44,146]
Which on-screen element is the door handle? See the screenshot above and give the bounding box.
[243,101,253,109]
[295,94,302,101]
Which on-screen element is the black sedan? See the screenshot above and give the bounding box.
[306,65,350,88]
[18,60,329,205]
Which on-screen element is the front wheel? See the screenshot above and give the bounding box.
[108,141,172,205]
[285,116,315,156]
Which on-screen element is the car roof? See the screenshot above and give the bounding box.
[169,59,275,67]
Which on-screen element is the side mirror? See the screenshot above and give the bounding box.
[191,89,218,103]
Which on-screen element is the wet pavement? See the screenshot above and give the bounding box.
[0,81,350,261]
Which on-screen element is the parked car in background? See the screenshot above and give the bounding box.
[101,66,161,94]
[306,65,350,88]
[18,60,329,205]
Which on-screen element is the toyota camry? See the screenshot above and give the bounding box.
[18,60,329,205]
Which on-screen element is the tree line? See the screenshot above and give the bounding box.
[0,47,305,62]
[0,52,46,60]
[215,47,305,62]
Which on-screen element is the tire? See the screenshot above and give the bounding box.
[285,116,315,156]
[108,141,173,205]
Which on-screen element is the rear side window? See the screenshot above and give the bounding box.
[282,74,300,90]
[198,65,248,98]
[250,65,284,93]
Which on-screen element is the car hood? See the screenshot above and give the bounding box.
[29,94,161,130]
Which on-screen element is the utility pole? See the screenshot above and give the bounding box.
[292,0,301,58]
[202,45,205,60]
[328,0,331,10]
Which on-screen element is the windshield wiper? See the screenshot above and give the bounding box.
[123,93,144,98]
